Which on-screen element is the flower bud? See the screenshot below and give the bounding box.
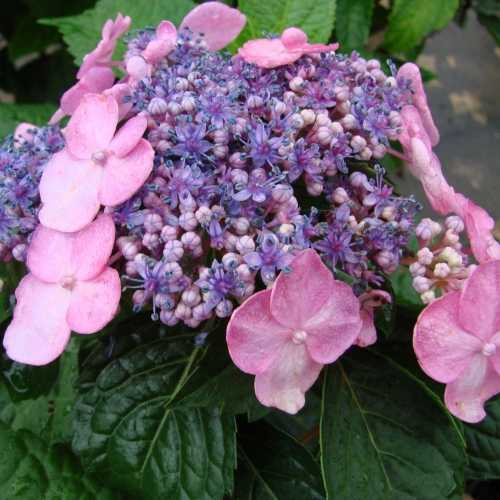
[236,235,255,254]
[144,212,163,233]
[413,276,432,293]
[181,231,202,249]
[215,299,233,318]
[417,248,434,266]
[163,240,184,262]
[434,262,450,278]
[179,212,197,231]
[161,225,178,241]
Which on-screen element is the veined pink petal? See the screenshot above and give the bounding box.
[398,63,439,146]
[238,38,301,68]
[64,94,118,160]
[99,138,154,207]
[109,115,147,157]
[459,260,500,341]
[270,249,335,329]
[180,2,246,51]
[226,289,290,375]
[444,355,500,423]
[67,267,121,334]
[413,292,482,383]
[27,225,74,283]
[72,214,116,281]
[356,309,377,348]
[3,274,72,366]
[254,342,322,414]
[39,149,103,232]
[304,280,362,364]
[464,200,500,264]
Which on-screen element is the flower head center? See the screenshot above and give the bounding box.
[60,274,76,290]
[92,150,108,165]
[292,330,307,344]
[482,342,497,357]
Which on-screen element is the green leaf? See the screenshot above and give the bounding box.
[389,266,423,313]
[72,334,236,499]
[0,103,55,139]
[384,0,459,54]
[320,349,466,500]
[335,0,374,52]
[477,12,500,45]
[0,422,116,499]
[237,0,336,44]
[464,396,500,480]
[41,0,196,65]
[235,422,325,499]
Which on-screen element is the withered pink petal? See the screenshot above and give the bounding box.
[109,115,147,157]
[464,200,500,264]
[72,214,116,281]
[180,2,246,51]
[99,138,154,207]
[226,289,290,375]
[254,342,322,414]
[64,93,118,160]
[459,260,500,341]
[39,149,103,232]
[238,38,301,68]
[3,274,72,366]
[27,225,74,283]
[444,355,500,423]
[270,249,335,329]
[413,291,481,383]
[398,63,440,146]
[67,267,121,334]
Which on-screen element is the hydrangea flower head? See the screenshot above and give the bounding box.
[3,215,120,365]
[413,260,500,423]
[226,249,362,413]
[40,94,154,232]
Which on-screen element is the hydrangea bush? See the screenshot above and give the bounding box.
[0,2,499,499]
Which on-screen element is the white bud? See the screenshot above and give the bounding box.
[417,247,434,266]
[233,217,250,235]
[195,206,212,225]
[300,109,316,126]
[164,262,183,280]
[181,231,201,249]
[179,212,198,231]
[161,225,178,241]
[215,299,233,318]
[289,76,304,92]
[421,290,436,304]
[317,126,333,145]
[409,262,426,276]
[163,239,184,262]
[236,235,255,254]
[144,213,163,233]
[413,276,432,293]
[279,223,295,238]
[434,262,450,278]
[181,95,196,112]
[222,252,241,270]
[236,263,252,281]
[445,215,464,233]
[333,187,349,204]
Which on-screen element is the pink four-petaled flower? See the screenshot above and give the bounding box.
[3,215,121,366]
[414,260,500,423]
[238,27,339,69]
[39,93,154,232]
[227,249,362,413]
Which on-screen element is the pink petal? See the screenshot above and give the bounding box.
[3,274,71,366]
[356,309,377,347]
[157,20,177,40]
[27,225,74,283]
[399,105,432,155]
[103,83,133,120]
[413,291,481,383]
[254,342,322,414]
[180,2,247,51]
[126,56,150,81]
[72,214,116,281]
[270,249,335,329]
[444,355,500,423]
[142,21,177,62]
[238,39,301,68]
[39,149,103,232]
[304,280,362,364]
[60,67,115,116]
[64,94,118,160]
[398,63,439,146]
[99,138,154,207]
[464,200,500,264]
[281,27,308,50]
[459,260,500,341]
[67,267,121,334]
[226,289,290,375]
[109,115,147,157]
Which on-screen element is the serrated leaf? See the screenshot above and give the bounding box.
[235,422,325,499]
[384,0,459,54]
[237,0,336,44]
[72,334,236,499]
[335,0,374,52]
[41,0,196,65]
[0,103,55,139]
[0,421,116,499]
[464,396,500,480]
[320,349,466,500]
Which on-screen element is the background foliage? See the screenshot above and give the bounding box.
[1,0,500,499]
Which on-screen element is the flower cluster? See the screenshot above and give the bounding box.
[0,124,64,261]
